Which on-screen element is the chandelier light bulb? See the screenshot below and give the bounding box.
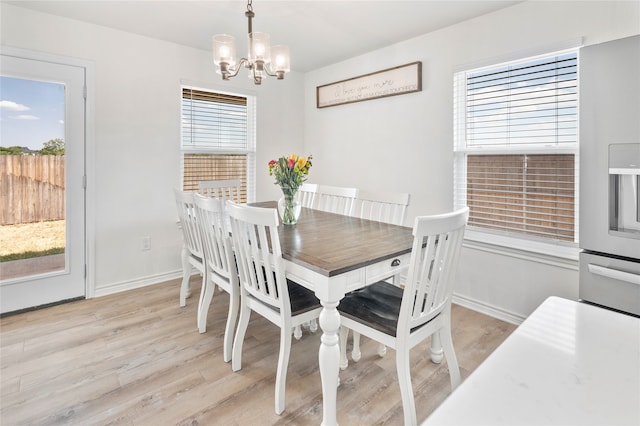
[270,45,290,76]
[249,32,270,63]
[213,34,236,66]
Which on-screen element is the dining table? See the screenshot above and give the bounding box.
[251,201,415,425]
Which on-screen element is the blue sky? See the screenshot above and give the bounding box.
[1,76,65,150]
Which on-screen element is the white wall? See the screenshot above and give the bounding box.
[1,3,305,296]
[3,1,639,322]
[303,1,640,322]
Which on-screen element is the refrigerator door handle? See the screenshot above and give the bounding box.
[588,263,640,286]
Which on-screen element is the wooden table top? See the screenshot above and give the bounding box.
[251,201,414,277]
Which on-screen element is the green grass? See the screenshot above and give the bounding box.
[0,247,65,262]
[0,220,66,262]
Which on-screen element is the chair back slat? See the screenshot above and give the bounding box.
[174,189,204,260]
[227,201,291,315]
[354,189,410,226]
[198,179,242,203]
[194,194,233,280]
[315,185,357,216]
[297,183,318,208]
[398,207,469,335]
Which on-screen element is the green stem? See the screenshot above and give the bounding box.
[280,186,298,224]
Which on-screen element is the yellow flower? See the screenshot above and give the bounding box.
[296,157,307,169]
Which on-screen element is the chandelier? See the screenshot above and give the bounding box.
[213,0,290,85]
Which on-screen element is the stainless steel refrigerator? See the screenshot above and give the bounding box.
[579,35,640,316]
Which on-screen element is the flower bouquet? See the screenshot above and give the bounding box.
[268,154,313,224]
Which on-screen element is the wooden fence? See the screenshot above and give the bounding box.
[0,155,65,225]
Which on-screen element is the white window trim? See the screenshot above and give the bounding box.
[179,81,257,202]
[463,229,580,267]
[453,46,582,262]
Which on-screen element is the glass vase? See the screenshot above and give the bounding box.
[278,188,301,225]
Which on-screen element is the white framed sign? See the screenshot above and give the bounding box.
[316,61,422,108]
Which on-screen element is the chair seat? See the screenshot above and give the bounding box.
[338,281,403,337]
[248,276,320,316]
[257,268,321,315]
[339,281,437,337]
[287,280,321,315]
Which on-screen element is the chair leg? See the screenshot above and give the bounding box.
[339,326,349,370]
[293,325,302,340]
[179,246,190,307]
[440,328,461,390]
[275,324,293,415]
[351,332,385,360]
[197,275,214,334]
[352,331,362,362]
[430,331,444,364]
[299,319,318,333]
[232,303,251,372]
[223,291,240,363]
[396,345,417,426]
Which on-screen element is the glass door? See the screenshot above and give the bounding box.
[0,52,86,313]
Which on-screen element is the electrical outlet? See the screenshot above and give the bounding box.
[142,236,151,251]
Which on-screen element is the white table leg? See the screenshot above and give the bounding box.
[319,300,340,426]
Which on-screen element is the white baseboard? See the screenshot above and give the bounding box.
[452,293,525,325]
[93,270,184,298]
[92,271,525,326]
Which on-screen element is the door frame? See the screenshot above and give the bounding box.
[1,46,96,300]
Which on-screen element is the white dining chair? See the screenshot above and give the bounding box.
[227,201,322,415]
[198,179,242,203]
[353,189,410,226]
[297,182,318,208]
[315,184,357,216]
[345,189,411,365]
[198,178,242,240]
[193,194,240,362]
[338,207,468,425]
[173,189,205,312]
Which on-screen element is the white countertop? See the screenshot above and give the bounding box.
[424,296,640,425]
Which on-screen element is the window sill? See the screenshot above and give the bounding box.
[462,229,579,271]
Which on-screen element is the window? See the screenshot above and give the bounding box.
[454,51,578,247]
[181,86,256,202]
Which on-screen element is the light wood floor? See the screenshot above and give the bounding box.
[1,277,516,425]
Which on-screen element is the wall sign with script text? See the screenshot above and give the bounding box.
[316,61,422,108]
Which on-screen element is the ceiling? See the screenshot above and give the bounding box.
[5,0,523,72]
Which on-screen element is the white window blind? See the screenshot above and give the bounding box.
[181,88,248,151]
[181,86,255,202]
[454,51,578,244]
